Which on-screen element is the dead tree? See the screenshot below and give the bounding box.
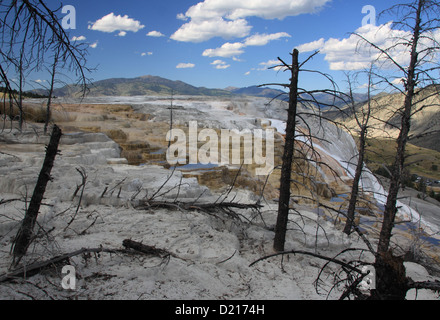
[354,0,440,299]
[342,68,374,235]
[262,49,348,252]
[11,125,62,266]
[44,49,59,134]
[273,49,300,252]
[0,0,92,129]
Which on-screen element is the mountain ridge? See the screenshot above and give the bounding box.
[52,75,233,97]
[39,75,371,106]
[30,75,290,99]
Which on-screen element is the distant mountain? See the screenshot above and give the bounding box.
[50,75,233,97]
[226,85,287,99]
[225,85,369,107]
[299,92,370,109]
[31,75,367,107]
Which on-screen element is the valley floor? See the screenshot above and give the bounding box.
[1,96,439,300]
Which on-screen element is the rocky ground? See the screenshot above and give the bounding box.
[0,96,439,300]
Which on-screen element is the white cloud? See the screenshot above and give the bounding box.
[297,23,417,71]
[324,23,411,70]
[203,32,291,58]
[89,13,145,34]
[244,32,291,46]
[259,60,279,68]
[391,77,405,86]
[172,0,328,43]
[182,0,330,21]
[258,59,286,71]
[89,41,98,49]
[171,17,251,43]
[177,13,188,21]
[176,63,195,69]
[118,31,127,37]
[203,42,245,58]
[35,79,46,83]
[295,38,325,53]
[141,52,153,56]
[147,31,165,37]
[71,35,86,41]
[211,60,230,69]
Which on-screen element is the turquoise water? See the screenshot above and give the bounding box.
[173,163,219,170]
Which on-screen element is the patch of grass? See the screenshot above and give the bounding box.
[1,103,48,123]
[360,137,440,181]
[104,129,128,142]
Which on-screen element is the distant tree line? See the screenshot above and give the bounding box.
[0,86,49,99]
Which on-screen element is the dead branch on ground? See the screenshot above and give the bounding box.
[0,239,179,284]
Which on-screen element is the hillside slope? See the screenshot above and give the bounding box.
[49,75,232,97]
[325,85,440,153]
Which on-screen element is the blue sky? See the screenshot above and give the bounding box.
[38,0,403,92]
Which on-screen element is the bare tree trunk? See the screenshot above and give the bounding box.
[273,49,299,252]
[12,125,62,265]
[343,70,372,235]
[44,51,59,135]
[18,61,24,131]
[376,0,422,256]
[367,0,427,301]
[343,128,366,235]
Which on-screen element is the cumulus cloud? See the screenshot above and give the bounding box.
[181,0,330,21]
[203,32,291,58]
[203,42,245,58]
[172,0,329,43]
[171,17,251,43]
[147,31,165,37]
[295,38,325,53]
[176,63,195,69]
[177,13,188,21]
[211,60,230,69]
[71,35,86,41]
[89,41,98,49]
[258,59,286,71]
[324,23,412,70]
[244,32,291,46]
[296,23,420,71]
[89,13,145,34]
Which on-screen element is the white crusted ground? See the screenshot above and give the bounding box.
[0,96,439,300]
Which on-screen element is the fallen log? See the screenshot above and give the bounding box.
[134,200,263,215]
[1,240,179,284]
[0,247,117,283]
[122,239,173,258]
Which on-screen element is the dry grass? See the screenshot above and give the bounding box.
[105,129,128,142]
[360,137,440,180]
[1,103,48,123]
